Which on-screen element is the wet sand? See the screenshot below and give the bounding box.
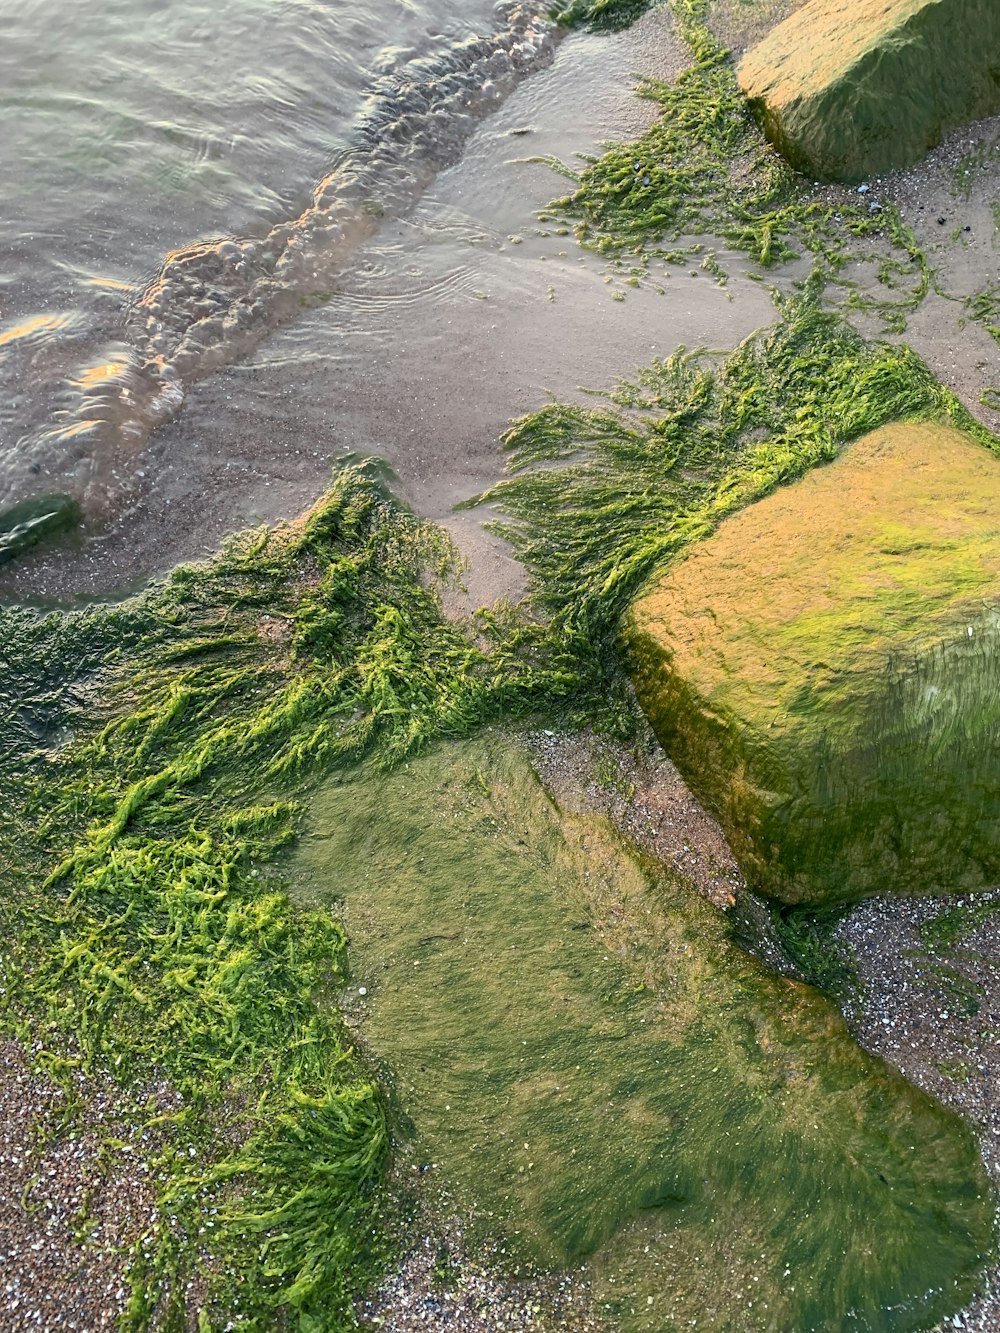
[0,8,779,605]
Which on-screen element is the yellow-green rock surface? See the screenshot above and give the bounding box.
[738,0,1000,181]
[628,420,1000,904]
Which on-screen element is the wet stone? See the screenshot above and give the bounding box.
[739,0,1000,182]
[627,420,1000,905]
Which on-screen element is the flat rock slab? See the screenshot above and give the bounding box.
[738,0,1000,182]
[628,420,1000,905]
[294,735,994,1331]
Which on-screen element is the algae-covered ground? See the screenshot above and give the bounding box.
[5,0,1000,1328]
[295,735,993,1332]
[0,401,996,1328]
[0,465,570,1328]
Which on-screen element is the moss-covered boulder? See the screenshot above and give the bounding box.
[294,734,995,1332]
[627,420,1000,905]
[738,0,1000,182]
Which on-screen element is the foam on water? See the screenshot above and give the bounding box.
[1,2,559,523]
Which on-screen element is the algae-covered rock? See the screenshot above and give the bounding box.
[0,493,79,565]
[738,0,1000,182]
[294,734,994,1332]
[627,420,1000,905]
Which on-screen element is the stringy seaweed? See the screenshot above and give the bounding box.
[466,284,995,667]
[551,0,658,32]
[0,468,579,1330]
[545,0,928,324]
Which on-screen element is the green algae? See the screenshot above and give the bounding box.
[552,0,658,32]
[467,290,980,686]
[0,403,996,1328]
[292,735,995,1333]
[540,0,928,317]
[768,902,859,998]
[0,461,576,1330]
[965,284,1000,348]
[0,11,995,1328]
[921,894,1000,951]
[628,420,1000,905]
[2,293,992,1326]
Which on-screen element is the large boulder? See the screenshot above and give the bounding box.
[627,420,1000,905]
[738,0,1000,182]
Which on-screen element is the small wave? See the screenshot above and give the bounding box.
[3,2,559,523]
[0,311,85,357]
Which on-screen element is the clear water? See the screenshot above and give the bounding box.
[0,0,775,601]
[0,0,553,517]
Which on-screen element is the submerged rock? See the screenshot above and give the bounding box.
[738,0,1000,182]
[0,493,79,565]
[627,420,1000,905]
[294,734,994,1331]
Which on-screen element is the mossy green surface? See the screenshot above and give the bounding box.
[0,462,571,1330]
[552,0,657,32]
[739,0,1000,183]
[293,735,995,1333]
[0,377,996,1327]
[628,420,1000,906]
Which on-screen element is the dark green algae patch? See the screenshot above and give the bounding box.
[293,735,994,1332]
[0,491,79,565]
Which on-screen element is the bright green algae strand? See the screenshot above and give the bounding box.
[627,420,1000,906]
[551,0,657,32]
[293,735,995,1333]
[540,0,929,325]
[468,290,993,685]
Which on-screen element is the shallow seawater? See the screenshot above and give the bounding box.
[0,0,781,602]
[0,0,544,525]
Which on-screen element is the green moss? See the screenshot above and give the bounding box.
[293,735,995,1333]
[551,0,658,31]
[627,420,1000,904]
